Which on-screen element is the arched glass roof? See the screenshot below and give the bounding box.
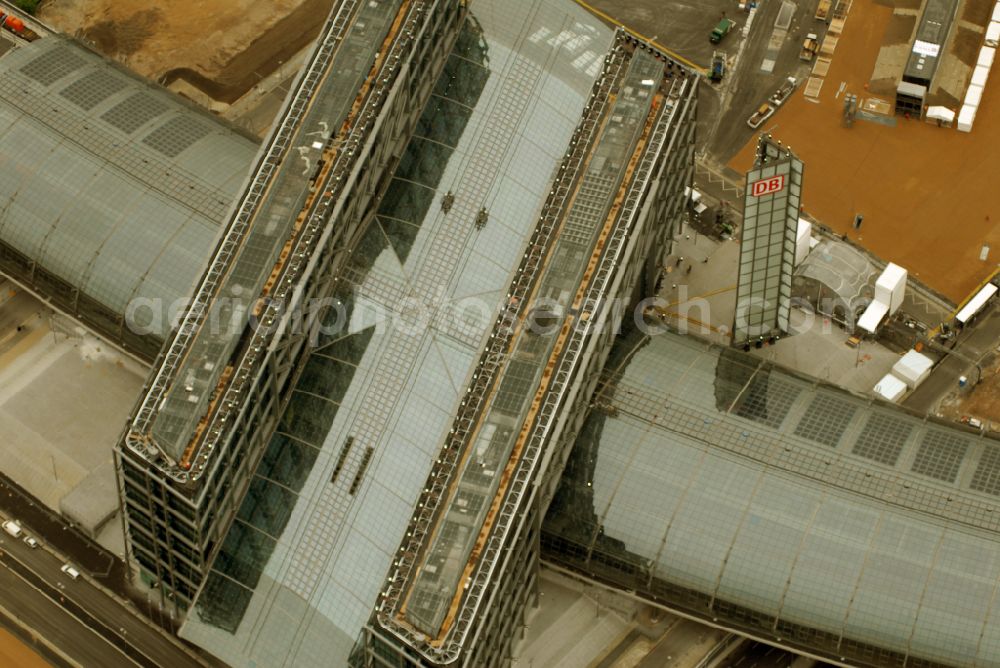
[544,330,1000,668]
[0,36,258,359]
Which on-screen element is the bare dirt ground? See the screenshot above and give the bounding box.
[963,0,993,23]
[39,0,331,103]
[939,353,1000,426]
[729,0,1000,304]
[0,628,49,668]
[883,13,915,44]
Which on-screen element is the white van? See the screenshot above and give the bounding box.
[2,520,21,538]
[60,564,80,580]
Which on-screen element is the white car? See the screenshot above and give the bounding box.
[23,536,38,549]
[60,563,80,580]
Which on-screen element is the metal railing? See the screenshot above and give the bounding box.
[376,39,631,655]
[125,0,363,473]
[375,35,701,662]
[179,1,428,481]
[431,68,692,667]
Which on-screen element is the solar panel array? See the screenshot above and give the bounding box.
[971,445,1000,495]
[851,412,913,466]
[20,44,84,85]
[794,394,857,448]
[911,429,970,483]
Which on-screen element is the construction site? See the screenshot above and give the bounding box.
[727,0,1000,303]
[5,0,1000,667]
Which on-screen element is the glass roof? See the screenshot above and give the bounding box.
[544,329,1000,667]
[179,1,614,665]
[0,36,257,340]
[149,0,406,461]
[403,47,663,637]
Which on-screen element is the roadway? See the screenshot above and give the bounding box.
[704,0,828,164]
[904,303,1000,414]
[635,619,727,667]
[0,559,132,668]
[585,0,829,177]
[719,640,806,668]
[0,516,210,667]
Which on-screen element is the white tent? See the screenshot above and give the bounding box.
[978,46,996,68]
[972,65,990,87]
[958,104,977,132]
[965,84,984,108]
[892,350,934,388]
[926,106,955,123]
[988,21,1000,45]
[858,301,889,334]
[874,374,907,402]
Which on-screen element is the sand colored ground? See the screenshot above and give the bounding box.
[730,0,1000,303]
[0,628,50,668]
[39,0,330,102]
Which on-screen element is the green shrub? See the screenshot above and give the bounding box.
[10,0,39,15]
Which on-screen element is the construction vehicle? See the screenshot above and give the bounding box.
[769,77,797,106]
[815,0,832,20]
[747,102,775,129]
[0,13,39,41]
[710,18,735,44]
[800,33,819,61]
[710,51,726,82]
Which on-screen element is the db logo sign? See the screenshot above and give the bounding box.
[750,175,786,197]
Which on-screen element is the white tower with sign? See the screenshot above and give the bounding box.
[733,134,804,347]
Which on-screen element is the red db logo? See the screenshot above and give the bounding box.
[750,175,786,197]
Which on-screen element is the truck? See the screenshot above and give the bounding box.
[710,18,735,44]
[769,77,797,106]
[0,13,39,41]
[2,520,22,538]
[800,33,819,61]
[815,0,832,20]
[710,51,726,82]
[747,102,775,129]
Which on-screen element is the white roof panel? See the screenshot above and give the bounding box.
[988,21,1000,42]
[958,104,977,132]
[957,282,998,323]
[972,64,991,87]
[978,46,996,68]
[858,300,889,333]
[926,105,955,121]
[874,373,907,401]
[893,350,934,385]
[966,83,984,108]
